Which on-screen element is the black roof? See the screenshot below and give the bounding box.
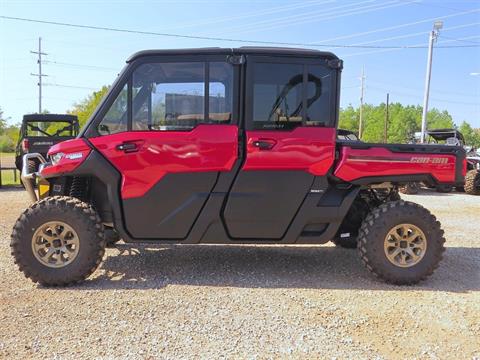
[23,114,78,123]
[426,128,465,142]
[127,47,339,62]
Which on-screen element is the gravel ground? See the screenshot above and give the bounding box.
[0,188,479,359]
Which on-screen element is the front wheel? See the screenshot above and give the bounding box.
[357,200,445,285]
[11,196,106,286]
[464,170,480,195]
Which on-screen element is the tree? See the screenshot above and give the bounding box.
[0,107,6,133]
[339,103,477,145]
[338,104,359,133]
[69,86,110,127]
[458,121,480,148]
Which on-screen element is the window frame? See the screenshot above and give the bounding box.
[85,55,239,138]
[245,55,338,131]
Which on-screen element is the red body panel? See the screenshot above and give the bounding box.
[243,127,336,175]
[334,146,457,183]
[89,125,238,199]
[41,138,91,177]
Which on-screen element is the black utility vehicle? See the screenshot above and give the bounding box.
[15,114,79,171]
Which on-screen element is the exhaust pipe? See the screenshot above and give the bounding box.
[21,153,47,203]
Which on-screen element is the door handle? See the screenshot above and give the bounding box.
[251,139,276,150]
[116,142,139,153]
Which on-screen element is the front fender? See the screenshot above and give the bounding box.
[41,138,92,178]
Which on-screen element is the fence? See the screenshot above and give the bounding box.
[0,154,21,188]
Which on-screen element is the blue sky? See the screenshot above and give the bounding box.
[1,0,479,127]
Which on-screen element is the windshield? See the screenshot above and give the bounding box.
[25,121,76,137]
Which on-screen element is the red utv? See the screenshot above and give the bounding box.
[12,47,465,286]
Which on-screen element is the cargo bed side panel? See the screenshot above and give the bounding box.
[334,144,462,184]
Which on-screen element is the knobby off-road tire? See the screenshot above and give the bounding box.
[27,159,36,173]
[357,200,445,285]
[11,196,106,286]
[464,170,480,195]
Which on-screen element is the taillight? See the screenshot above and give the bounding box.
[22,139,29,152]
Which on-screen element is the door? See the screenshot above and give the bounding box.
[89,59,239,239]
[223,57,338,239]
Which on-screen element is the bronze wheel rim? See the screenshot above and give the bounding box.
[384,224,427,268]
[31,221,80,268]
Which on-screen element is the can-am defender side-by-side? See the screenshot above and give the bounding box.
[12,48,465,286]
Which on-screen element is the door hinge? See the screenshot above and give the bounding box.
[327,59,343,70]
[227,55,246,65]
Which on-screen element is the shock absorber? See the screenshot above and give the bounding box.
[69,177,87,201]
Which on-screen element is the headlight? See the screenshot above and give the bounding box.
[50,152,64,165]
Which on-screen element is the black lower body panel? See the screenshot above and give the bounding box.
[122,173,218,239]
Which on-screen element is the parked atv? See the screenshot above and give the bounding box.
[12,47,465,286]
[464,149,480,195]
[15,114,79,172]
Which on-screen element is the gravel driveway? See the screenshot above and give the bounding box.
[0,188,479,359]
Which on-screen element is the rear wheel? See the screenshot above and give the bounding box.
[11,196,106,286]
[464,170,480,195]
[357,200,445,285]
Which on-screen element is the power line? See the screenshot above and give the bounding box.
[43,83,97,90]
[440,34,480,45]
[352,22,480,46]
[368,80,479,98]
[344,34,480,57]
[217,0,383,35]
[1,15,479,49]
[309,8,480,44]
[224,0,418,35]
[168,0,334,30]
[43,60,119,71]
[368,85,480,106]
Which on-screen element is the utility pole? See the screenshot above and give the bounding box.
[30,37,48,113]
[420,21,443,143]
[359,66,365,139]
[384,93,389,143]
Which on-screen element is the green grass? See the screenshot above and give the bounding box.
[0,169,21,186]
[0,152,20,186]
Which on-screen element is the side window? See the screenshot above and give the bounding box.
[306,65,333,127]
[131,61,234,131]
[252,63,303,130]
[98,83,128,135]
[133,62,205,131]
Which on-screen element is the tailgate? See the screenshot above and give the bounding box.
[28,136,75,156]
[334,142,466,185]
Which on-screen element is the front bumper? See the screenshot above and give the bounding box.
[21,153,48,203]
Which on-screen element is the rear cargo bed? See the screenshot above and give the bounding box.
[334,141,465,186]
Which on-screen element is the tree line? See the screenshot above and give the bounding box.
[1,88,479,151]
[339,103,480,147]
